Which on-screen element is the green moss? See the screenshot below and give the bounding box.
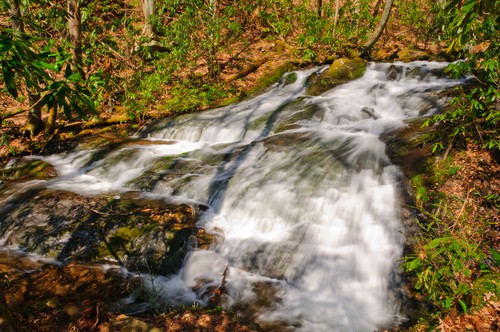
[0,160,57,181]
[211,96,241,109]
[306,57,367,96]
[245,61,299,97]
[283,72,298,85]
[247,113,272,131]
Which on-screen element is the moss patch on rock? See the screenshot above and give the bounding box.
[306,57,367,96]
[0,189,213,275]
[245,61,300,97]
[0,159,57,181]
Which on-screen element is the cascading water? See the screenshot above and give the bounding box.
[0,61,464,331]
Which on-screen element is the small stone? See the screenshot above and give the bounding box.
[63,303,81,319]
[46,297,60,308]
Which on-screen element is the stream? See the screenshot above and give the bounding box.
[0,61,464,331]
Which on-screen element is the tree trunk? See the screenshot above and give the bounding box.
[354,0,360,36]
[7,0,44,137]
[68,0,84,78]
[142,0,155,37]
[45,104,57,135]
[333,0,341,37]
[207,0,219,81]
[359,0,394,54]
[24,93,44,138]
[315,0,322,17]
[6,0,24,34]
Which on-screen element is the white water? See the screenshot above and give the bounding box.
[4,62,464,331]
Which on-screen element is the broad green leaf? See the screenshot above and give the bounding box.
[34,61,58,71]
[66,73,82,82]
[406,258,422,271]
[427,237,452,249]
[1,61,18,99]
[458,299,468,312]
[0,36,13,53]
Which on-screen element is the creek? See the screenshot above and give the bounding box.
[0,61,464,331]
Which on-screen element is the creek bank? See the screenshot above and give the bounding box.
[383,104,500,330]
[0,250,259,331]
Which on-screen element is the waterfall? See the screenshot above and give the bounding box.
[0,61,464,331]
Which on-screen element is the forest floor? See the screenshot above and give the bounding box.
[0,0,448,161]
[406,146,500,332]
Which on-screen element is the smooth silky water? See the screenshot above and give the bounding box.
[0,62,464,331]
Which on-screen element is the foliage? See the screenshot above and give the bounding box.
[403,232,499,314]
[405,156,500,324]
[122,0,382,115]
[0,30,96,121]
[424,0,499,151]
[397,0,433,44]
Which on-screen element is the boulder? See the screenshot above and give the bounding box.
[0,189,212,275]
[306,57,367,95]
[397,48,431,62]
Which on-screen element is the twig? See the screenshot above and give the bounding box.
[472,119,484,146]
[452,187,475,232]
[0,91,49,123]
[441,136,455,165]
[0,108,28,122]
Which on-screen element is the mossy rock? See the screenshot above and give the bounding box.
[397,48,431,62]
[372,48,399,62]
[0,188,208,275]
[383,119,436,177]
[77,133,129,151]
[283,72,298,85]
[274,103,323,133]
[306,57,366,96]
[245,61,300,97]
[0,159,57,181]
[211,95,241,109]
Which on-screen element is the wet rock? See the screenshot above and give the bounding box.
[361,107,378,119]
[196,228,217,250]
[397,48,431,62]
[282,72,298,85]
[0,159,57,181]
[0,189,208,275]
[306,57,367,96]
[383,118,436,178]
[274,102,324,133]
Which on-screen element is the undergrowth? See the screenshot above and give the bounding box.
[403,153,500,328]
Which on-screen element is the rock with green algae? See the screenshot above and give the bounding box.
[306,57,367,96]
[397,48,431,62]
[245,61,299,97]
[0,188,213,275]
[0,159,57,181]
